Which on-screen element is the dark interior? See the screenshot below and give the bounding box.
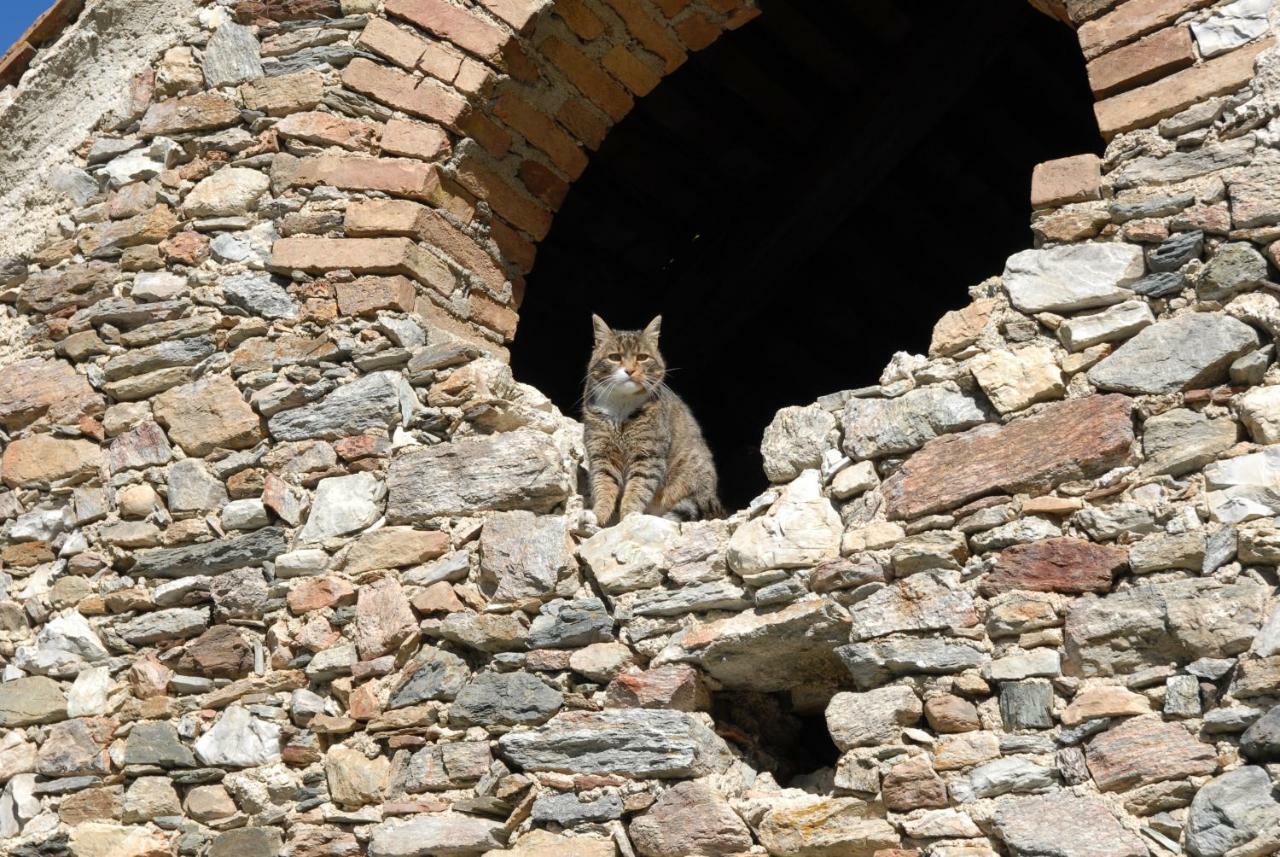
[711,690,842,785]
[511,0,1102,510]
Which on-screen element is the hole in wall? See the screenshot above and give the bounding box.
[711,690,842,786]
[511,0,1102,511]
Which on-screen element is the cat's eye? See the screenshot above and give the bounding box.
[607,352,622,361]
[637,354,652,361]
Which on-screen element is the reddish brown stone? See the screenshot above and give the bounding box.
[2,541,54,567]
[153,374,262,457]
[1085,716,1216,791]
[139,92,241,137]
[289,577,357,615]
[599,0,686,72]
[411,581,465,614]
[882,755,948,812]
[883,395,1134,520]
[981,537,1128,596]
[454,153,553,239]
[1031,154,1102,209]
[233,0,340,23]
[240,71,324,116]
[381,117,451,161]
[335,275,417,317]
[603,44,662,96]
[1086,25,1195,98]
[277,111,378,152]
[604,664,709,711]
[1078,0,1214,59]
[0,357,103,432]
[358,17,430,70]
[182,625,254,679]
[2,435,103,488]
[478,0,544,32]
[494,91,587,178]
[341,58,469,129]
[161,231,210,266]
[292,154,446,201]
[924,694,980,733]
[539,35,633,122]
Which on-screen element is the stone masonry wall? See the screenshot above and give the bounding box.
[5,1,1280,857]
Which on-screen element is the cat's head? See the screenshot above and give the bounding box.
[588,314,666,395]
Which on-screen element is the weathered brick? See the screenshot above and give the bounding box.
[241,71,325,116]
[673,11,721,51]
[385,0,512,63]
[1079,0,1215,60]
[494,91,588,177]
[293,154,447,201]
[381,117,452,160]
[540,35,633,122]
[234,0,340,23]
[454,58,496,96]
[724,5,760,29]
[455,155,553,239]
[1095,39,1272,138]
[519,159,570,209]
[139,92,240,137]
[358,17,430,70]
[335,276,417,316]
[478,0,546,32]
[469,292,519,339]
[271,237,456,296]
[1086,26,1195,97]
[419,40,466,82]
[882,395,1134,520]
[556,0,606,40]
[602,45,662,96]
[459,112,513,158]
[346,199,508,292]
[341,57,469,128]
[491,218,537,273]
[1031,154,1102,209]
[276,111,379,152]
[556,96,610,150]
[600,0,686,71]
[345,198,426,236]
[654,0,693,16]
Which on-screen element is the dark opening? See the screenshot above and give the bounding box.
[712,691,841,785]
[511,0,1101,510]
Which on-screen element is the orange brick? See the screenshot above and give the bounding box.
[469,291,520,339]
[654,0,692,16]
[1031,154,1102,208]
[494,91,588,178]
[358,17,429,70]
[342,58,470,129]
[1078,0,1214,59]
[435,176,479,225]
[1095,38,1272,137]
[519,159,571,209]
[385,0,511,64]
[1086,25,1194,97]
[454,58,496,96]
[556,96,610,150]
[335,275,417,316]
[293,154,446,200]
[541,35,633,122]
[459,112,513,158]
[455,155,554,239]
[272,237,456,295]
[600,0,686,72]
[673,11,721,51]
[491,218,537,273]
[346,199,426,236]
[478,0,544,32]
[556,0,606,40]
[419,40,465,82]
[602,44,662,96]
[381,117,452,161]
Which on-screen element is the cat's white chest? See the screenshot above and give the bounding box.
[592,384,647,423]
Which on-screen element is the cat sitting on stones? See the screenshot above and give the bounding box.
[583,314,723,526]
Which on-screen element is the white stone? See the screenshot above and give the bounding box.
[298,472,386,543]
[1205,447,1280,523]
[969,345,1064,414]
[132,271,186,302]
[1192,0,1272,58]
[1058,300,1155,351]
[726,470,841,576]
[578,514,678,595]
[825,685,922,750]
[194,705,282,767]
[982,649,1061,681]
[222,498,270,530]
[15,610,109,678]
[66,666,112,717]
[903,808,982,839]
[275,548,330,578]
[1003,243,1145,313]
[831,460,879,500]
[1238,385,1280,444]
[181,167,269,218]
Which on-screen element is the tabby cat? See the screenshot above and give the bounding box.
[583,314,722,526]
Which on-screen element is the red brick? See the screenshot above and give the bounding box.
[556,0,606,40]
[491,218,537,273]
[494,91,588,177]
[293,154,446,201]
[1086,25,1195,97]
[455,155,554,239]
[458,112,513,158]
[419,40,466,82]
[385,0,512,64]
[519,159,571,209]
[345,199,426,236]
[277,111,379,152]
[541,35,634,122]
[0,41,37,90]
[478,0,544,32]
[454,58,496,96]
[981,537,1128,596]
[346,200,508,292]
[673,11,722,51]
[335,276,418,316]
[1031,154,1102,209]
[1079,0,1214,60]
[654,0,693,16]
[342,58,470,129]
[358,17,430,70]
[600,0,687,71]
[602,45,662,96]
[1095,39,1272,138]
[271,237,456,296]
[233,0,340,23]
[469,292,520,339]
[381,117,452,161]
[556,96,610,150]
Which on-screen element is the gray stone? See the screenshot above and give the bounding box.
[1110,137,1255,189]
[132,527,288,577]
[825,685,921,750]
[124,722,195,768]
[222,272,298,320]
[1204,707,1263,733]
[531,791,623,825]
[841,383,987,459]
[1166,674,1202,718]
[167,458,229,513]
[449,672,563,728]
[388,647,470,708]
[103,336,213,381]
[1088,313,1260,394]
[1109,191,1195,223]
[1241,704,1280,761]
[836,638,988,690]
[269,371,417,441]
[388,430,572,521]
[577,514,676,594]
[497,709,732,778]
[222,498,269,530]
[1187,766,1280,857]
[1198,242,1268,302]
[0,676,67,727]
[527,598,614,649]
[761,405,838,483]
[1192,0,1271,58]
[1003,243,1145,313]
[298,472,385,543]
[993,792,1149,857]
[1146,229,1203,272]
[1000,679,1054,730]
[369,813,506,857]
[209,827,284,857]
[480,511,573,604]
[631,579,750,618]
[966,757,1057,799]
[848,571,977,641]
[1059,300,1154,351]
[211,567,270,619]
[117,607,210,645]
[203,21,263,87]
[1141,408,1238,477]
[1131,271,1186,298]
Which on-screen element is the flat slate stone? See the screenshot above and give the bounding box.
[882,395,1134,520]
[1003,243,1145,313]
[1187,765,1280,857]
[842,384,988,460]
[1086,715,1217,791]
[981,537,1128,596]
[1088,312,1259,394]
[993,792,1148,857]
[131,527,288,578]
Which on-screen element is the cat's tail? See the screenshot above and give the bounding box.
[666,495,725,522]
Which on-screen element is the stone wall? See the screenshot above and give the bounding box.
[4,0,1280,856]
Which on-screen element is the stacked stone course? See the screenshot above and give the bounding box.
[5,0,1280,856]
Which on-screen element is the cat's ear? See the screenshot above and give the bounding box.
[591,314,612,344]
[643,315,662,341]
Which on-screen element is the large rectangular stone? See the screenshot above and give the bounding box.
[882,395,1134,520]
[1086,25,1195,98]
[132,527,289,578]
[341,57,469,128]
[270,237,455,296]
[1079,0,1215,59]
[292,154,446,201]
[1085,716,1216,791]
[1095,39,1272,138]
[385,0,511,63]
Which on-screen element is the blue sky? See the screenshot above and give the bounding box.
[0,1,53,56]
